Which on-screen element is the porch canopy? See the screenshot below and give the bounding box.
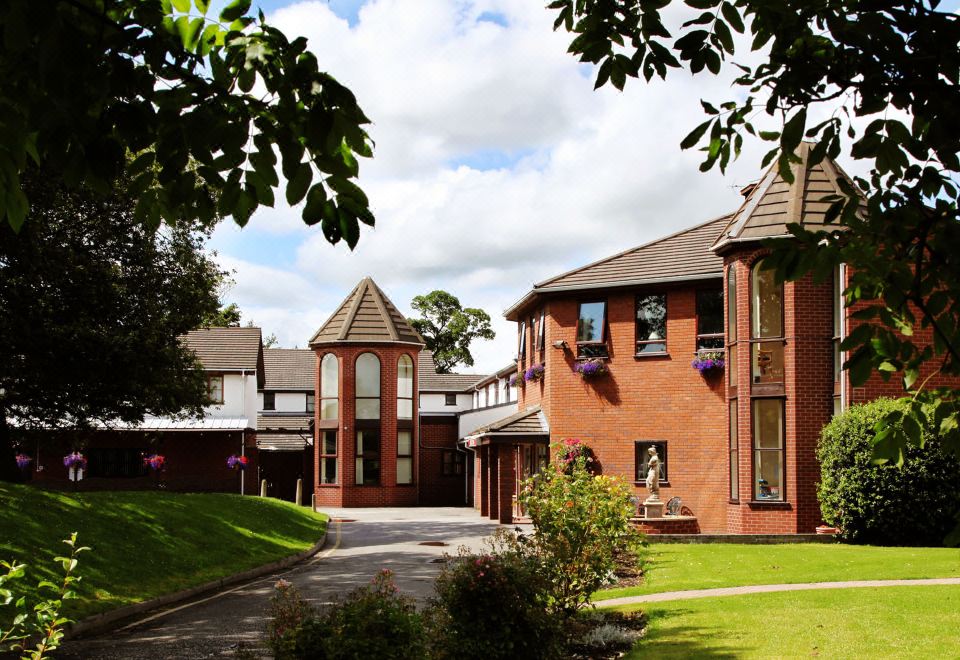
[464,406,549,525]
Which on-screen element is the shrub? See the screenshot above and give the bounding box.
[817,398,960,546]
[519,452,644,614]
[555,438,599,475]
[428,532,563,660]
[265,580,314,658]
[269,569,426,660]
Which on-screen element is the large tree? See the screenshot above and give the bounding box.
[0,0,373,247]
[409,291,496,374]
[0,172,224,481]
[550,0,960,467]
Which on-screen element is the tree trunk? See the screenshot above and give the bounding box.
[0,410,22,482]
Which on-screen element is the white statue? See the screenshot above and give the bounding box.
[645,446,660,500]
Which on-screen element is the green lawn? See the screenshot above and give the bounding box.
[600,543,960,599]
[620,585,960,658]
[0,483,327,619]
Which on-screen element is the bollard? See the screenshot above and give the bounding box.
[295,478,303,506]
[260,478,268,498]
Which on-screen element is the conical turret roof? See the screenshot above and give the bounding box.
[309,277,425,347]
[711,142,863,253]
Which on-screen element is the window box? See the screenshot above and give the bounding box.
[692,349,725,376]
[574,357,607,379]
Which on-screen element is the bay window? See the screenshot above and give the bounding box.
[355,353,381,485]
[751,262,784,390]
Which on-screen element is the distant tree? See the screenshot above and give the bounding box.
[263,333,279,349]
[0,171,223,481]
[203,303,242,328]
[409,291,495,373]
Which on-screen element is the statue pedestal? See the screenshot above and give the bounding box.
[643,497,664,519]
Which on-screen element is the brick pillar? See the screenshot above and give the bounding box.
[479,446,489,517]
[488,445,499,521]
[498,445,515,525]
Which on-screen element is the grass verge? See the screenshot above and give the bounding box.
[600,543,960,599]
[620,585,960,658]
[0,483,328,619]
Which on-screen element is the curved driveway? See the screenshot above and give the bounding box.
[58,507,499,659]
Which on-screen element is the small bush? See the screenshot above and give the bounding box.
[265,580,313,658]
[817,398,960,546]
[428,531,563,660]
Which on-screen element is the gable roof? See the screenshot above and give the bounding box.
[418,350,486,392]
[464,405,548,438]
[182,327,263,380]
[711,142,859,252]
[263,348,314,390]
[504,215,729,319]
[309,277,425,347]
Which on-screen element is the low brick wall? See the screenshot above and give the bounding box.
[633,516,700,535]
[650,533,839,544]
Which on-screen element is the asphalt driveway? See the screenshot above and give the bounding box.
[57,507,500,659]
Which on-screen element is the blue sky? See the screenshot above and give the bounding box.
[207,0,910,372]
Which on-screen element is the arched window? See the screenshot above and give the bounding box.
[750,261,784,387]
[320,354,339,420]
[397,355,413,420]
[355,353,381,485]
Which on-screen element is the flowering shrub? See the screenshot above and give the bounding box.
[519,451,644,614]
[524,363,545,382]
[556,438,598,475]
[691,350,725,374]
[265,579,314,658]
[428,532,563,660]
[574,358,607,378]
[62,452,86,470]
[226,454,249,470]
[143,454,165,471]
[14,454,31,470]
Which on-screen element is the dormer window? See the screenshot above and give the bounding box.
[577,301,608,358]
[636,294,666,354]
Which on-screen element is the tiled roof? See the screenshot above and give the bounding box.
[256,433,313,452]
[257,414,312,431]
[263,348,314,390]
[182,327,263,371]
[310,277,424,347]
[711,143,858,252]
[505,216,728,319]
[103,416,251,431]
[465,405,548,437]
[418,350,486,392]
[474,361,518,387]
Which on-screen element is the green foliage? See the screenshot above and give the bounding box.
[409,290,496,373]
[272,570,426,660]
[428,531,564,660]
[1,533,89,659]
[265,580,315,659]
[0,0,373,246]
[202,303,243,328]
[549,1,960,466]
[817,399,960,546]
[519,452,644,614]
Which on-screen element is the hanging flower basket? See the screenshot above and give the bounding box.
[524,363,545,382]
[227,454,249,470]
[508,373,518,387]
[692,350,725,376]
[15,454,32,470]
[574,358,607,379]
[63,452,87,470]
[143,454,166,471]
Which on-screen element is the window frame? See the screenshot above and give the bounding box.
[576,300,609,358]
[397,354,414,422]
[635,293,667,356]
[306,393,315,413]
[749,260,786,395]
[319,353,339,422]
[751,397,786,502]
[319,430,337,485]
[696,288,725,351]
[537,309,546,353]
[355,352,381,421]
[441,449,465,476]
[262,391,276,411]
[517,320,527,366]
[206,374,225,404]
[729,398,739,501]
[355,428,381,486]
[396,430,414,485]
[634,440,668,484]
[444,393,457,406]
[727,265,738,392]
[832,265,843,412]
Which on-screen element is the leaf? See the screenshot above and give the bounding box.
[681,119,712,150]
[721,2,744,33]
[781,108,807,152]
[220,0,252,23]
[845,347,874,387]
[301,183,328,225]
[285,163,312,206]
[172,0,190,11]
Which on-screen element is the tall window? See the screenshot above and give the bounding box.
[397,355,414,420]
[729,399,738,500]
[319,431,337,484]
[635,441,667,482]
[577,301,607,357]
[207,374,224,404]
[306,393,315,413]
[320,354,339,420]
[537,309,546,353]
[355,353,381,485]
[696,289,724,350]
[262,391,276,411]
[727,266,738,389]
[751,262,784,388]
[833,265,843,416]
[397,430,413,484]
[752,399,784,500]
[635,294,666,354]
[517,320,527,365]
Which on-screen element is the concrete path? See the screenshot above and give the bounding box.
[594,577,960,608]
[57,507,499,659]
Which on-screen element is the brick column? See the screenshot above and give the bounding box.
[479,446,489,517]
[488,445,499,521]
[498,445,515,525]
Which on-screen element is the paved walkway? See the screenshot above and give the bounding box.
[57,507,499,659]
[593,577,960,607]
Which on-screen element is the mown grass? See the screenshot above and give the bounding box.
[600,542,960,599]
[0,483,327,619]
[620,585,960,658]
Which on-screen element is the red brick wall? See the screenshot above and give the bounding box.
[313,343,421,508]
[519,283,729,532]
[419,416,467,506]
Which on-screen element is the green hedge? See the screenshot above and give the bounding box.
[817,398,960,546]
